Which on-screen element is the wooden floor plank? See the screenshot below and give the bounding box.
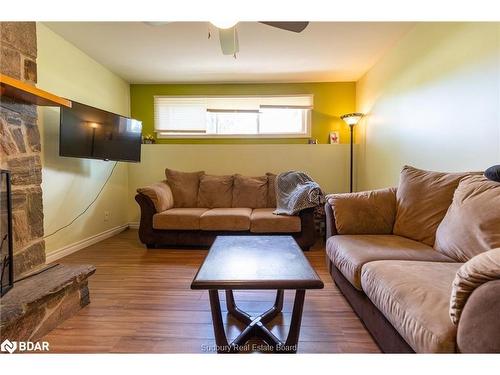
[41,229,380,353]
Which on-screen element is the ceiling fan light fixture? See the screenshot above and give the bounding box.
[210,20,238,29]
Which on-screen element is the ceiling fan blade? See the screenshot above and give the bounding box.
[259,22,309,33]
[219,27,239,55]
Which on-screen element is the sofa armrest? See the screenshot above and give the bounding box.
[457,279,500,353]
[325,202,338,239]
[136,181,174,213]
[450,248,500,325]
[325,187,397,237]
[296,207,316,250]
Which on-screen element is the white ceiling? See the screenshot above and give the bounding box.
[44,22,414,84]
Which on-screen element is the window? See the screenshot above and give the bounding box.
[154,95,313,138]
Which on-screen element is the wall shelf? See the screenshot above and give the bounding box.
[0,74,71,108]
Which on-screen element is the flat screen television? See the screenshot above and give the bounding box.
[60,101,142,162]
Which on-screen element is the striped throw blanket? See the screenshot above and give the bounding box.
[274,171,325,216]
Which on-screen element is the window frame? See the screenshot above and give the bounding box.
[154,94,313,139]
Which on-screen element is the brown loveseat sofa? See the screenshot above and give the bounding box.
[325,166,500,353]
[135,169,316,250]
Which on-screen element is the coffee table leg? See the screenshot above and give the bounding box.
[260,289,284,324]
[210,289,306,353]
[274,289,284,311]
[208,290,229,352]
[226,289,284,325]
[284,289,306,351]
[225,290,252,324]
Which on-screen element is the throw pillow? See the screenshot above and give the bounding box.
[197,174,234,208]
[327,187,397,235]
[435,175,500,262]
[485,165,500,182]
[165,168,204,208]
[232,174,268,208]
[393,165,473,246]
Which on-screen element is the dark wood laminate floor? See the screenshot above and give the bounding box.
[42,229,380,353]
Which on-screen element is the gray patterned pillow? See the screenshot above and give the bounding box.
[485,165,500,182]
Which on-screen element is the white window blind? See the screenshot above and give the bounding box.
[154,95,313,138]
[154,98,207,133]
[259,108,306,134]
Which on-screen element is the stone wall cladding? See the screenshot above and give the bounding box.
[0,22,45,277]
[0,264,96,342]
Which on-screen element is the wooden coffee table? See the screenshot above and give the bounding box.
[191,235,324,353]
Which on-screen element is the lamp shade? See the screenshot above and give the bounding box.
[341,113,364,126]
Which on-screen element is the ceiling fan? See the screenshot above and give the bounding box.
[145,22,309,57]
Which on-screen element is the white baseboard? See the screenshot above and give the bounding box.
[46,224,129,263]
[128,222,139,229]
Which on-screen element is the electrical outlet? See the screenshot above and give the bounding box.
[104,211,110,222]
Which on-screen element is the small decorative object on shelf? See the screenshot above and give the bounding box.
[1,169,14,297]
[308,138,318,144]
[142,134,156,144]
[329,131,340,144]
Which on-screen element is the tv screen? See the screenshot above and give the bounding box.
[60,101,142,162]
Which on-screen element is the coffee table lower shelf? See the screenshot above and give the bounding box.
[209,289,305,354]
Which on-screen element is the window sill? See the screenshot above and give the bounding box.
[155,133,311,139]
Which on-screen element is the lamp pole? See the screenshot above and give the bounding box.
[341,112,363,194]
[350,124,354,193]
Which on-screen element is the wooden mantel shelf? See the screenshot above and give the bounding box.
[0,74,71,108]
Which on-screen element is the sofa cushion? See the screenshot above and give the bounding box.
[137,181,174,212]
[326,234,454,290]
[250,208,301,233]
[232,174,268,208]
[197,174,234,208]
[266,173,277,208]
[450,248,500,325]
[361,260,462,353]
[200,208,252,231]
[393,166,472,246]
[165,168,204,208]
[327,187,396,235]
[435,175,500,262]
[153,208,209,230]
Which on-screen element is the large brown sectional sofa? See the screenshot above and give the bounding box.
[325,166,500,353]
[135,169,316,250]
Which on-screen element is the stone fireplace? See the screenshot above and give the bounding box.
[0,22,45,277]
[1,170,14,296]
[0,22,95,344]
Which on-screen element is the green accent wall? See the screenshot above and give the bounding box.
[130,82,356,144]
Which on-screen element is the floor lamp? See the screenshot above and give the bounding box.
[340,113,364,193]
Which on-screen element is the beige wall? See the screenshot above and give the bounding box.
[36,23,353,252]
[128,144,351,223]
[36,23,131,256]
[39,21,500,249]
[356,23,500,190]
